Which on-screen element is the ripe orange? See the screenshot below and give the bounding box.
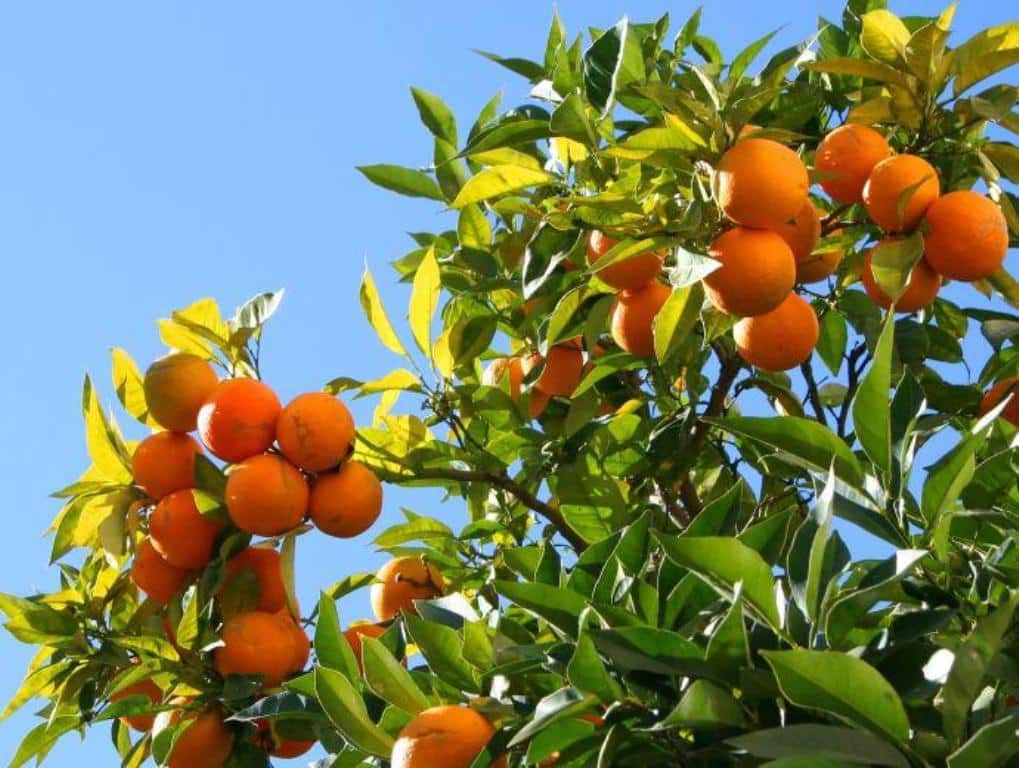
[862,154,940,232]
[733,293,819,372]
[922,190,1008,281]
[370,557,445,621]
[978,377,1019,426]
[153,702,234,768]
[704,228,796,317]
[276,392,356,473]
[309,460,383,538]
[110,678,161,732]
[815,124,893,203]
[392,706,506,768]
[255,720,316,759]
[610,281,671,357]
[144,354,219,433]
[522,341,584,397]
[197,378,281,463]
[150,490,224,569]
[715,138,809,229]
[130,538,192,605]
[132,431,202,501]
[220,547,286,613]
[343,623,387,670]
[225,453,309,536]
[776,200,822,265]
[214,611,300,687]
[482,357,549,418]
[586,231,664,290]
[861,246,941,313]
[280,610,310,675]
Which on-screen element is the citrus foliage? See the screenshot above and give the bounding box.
[4,2,1019,767]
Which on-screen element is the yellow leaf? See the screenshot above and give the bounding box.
[452,165,554,208]
[172,298,229,342]
[158,319,216,359]
[550,137,589,165]
[111,348,157,427]
[409,247,441,358]
[373,390,401,425]
[82,377,132,483]
[861,10,911,64]
[457,204,492,250]
[360,369,422,395]
[952,22,1019,96]
[468,148,543,171]
[604,125,700,160]
[433,325,455,379]
[359,265,408,357]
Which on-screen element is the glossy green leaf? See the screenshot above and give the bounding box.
[853,312,894,478]
[314,666,394,756]
[452,165,554,208]
[357,164,443,200]
[361,636,430,715]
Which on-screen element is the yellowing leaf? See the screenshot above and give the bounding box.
[158,319,216,359]
[82,377,132,483]
[409,247,441,358]
[110,348,157,427]
[432,325,455,379]
[951,22,1019,96]
[604,125,700,160]
[861,10,911,64]
[172,298,229,343]
[359,369,422,395]
[359,265,407,357]
[468,147,543,171]
[457,205,492,250]
[550,137,589,165]
[452,165,554,208]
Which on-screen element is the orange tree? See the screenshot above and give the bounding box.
[4,3,1019,767]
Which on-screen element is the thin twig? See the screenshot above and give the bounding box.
[837,343,869,440]
[800,359,828,426]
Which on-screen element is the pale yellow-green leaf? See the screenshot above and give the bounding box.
[549,137,589,166]
[172,298,229,343]
[359,369,422,396]
[848,94,895,125]
[982,142,1019,182]
[451,165,554,208]
[953,22,1019,96]
[904,4,955,84]
[457,205,492,250]
[467,147,543,171]
[409,247,441,358]
[372,390,401,426]
[158,319,216,359]
[359,265,407,357]
[861,10,911,64]
[604,125,700,160]
[806,58,908,86]
[432,325,455,379]
[0,655,68,723]
[663,113,708,148]
[987,268,1019,310]
[83,377,133,483]
[110,348,158,427]
[98,506,126,556]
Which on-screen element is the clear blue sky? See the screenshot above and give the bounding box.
[0,2,1013,764]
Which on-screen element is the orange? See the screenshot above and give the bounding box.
[714,138,809,229]
[522,341,584,397]
[704,228,796,317]
[923,190,1008,281]
[815,124,893,203]
[861,246,941,313]
[214,611,300,687]
[131,431,202,501]
[109,678,161,732]
[733,293,819,372]
[978,377,1019,426]
[776,200,821,264]
[255,720,316,759]
[370,557,446,621]
[280,610,310,675]
[225,453,309,536]
[150,490,224,569]
[343,623,387,670]
[220,547,286,613]
[391,705,506,768]
[586,231,664,290]
[153,702,234,768]
[309,460,383,538]
[610,281,671,357]
[276,392,356,473]
[197,378,281,463]
[130,538,192,605]
[144,354,219,433]
[862,154,940,232]
[482,357,549,418]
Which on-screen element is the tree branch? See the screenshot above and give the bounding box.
[837,343,868,439]
[402,466,588,552]
[800,359,828,426]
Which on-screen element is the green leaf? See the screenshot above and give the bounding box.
[314,666,394,757]
[786,468,842,624]
[494,580,588,636]
[568,627,624,704]
[508,688,600,748]
[729,29,779,83]
[361,636,430,715]
[410,87,457,144]
[660,679,745,729]
[584,18,646,115]
[409,246,441,358]
[816,311,848,376]
[806,57,908,84]
[587,237,672,276]
[705,587,751,683]
[870,233,924,303]
[452,165,554,208]
[654,283,703,365]
[762,650,910,744]
[360,265,407,357]
[727,725,909,767]
[655,533,781,630]
[860,10,911,64]
[357,164,443,200]
[947,712,1019,768]
[315,593,359,681]
[474,49,545,81]
[457,204,492,251]
[853,312,894,478]
[603,125,701,159]
[942,595,1018,748]
[550,93,597,147]
[708,416,864,487]
[952,22,1019,96]
[590,626,705,675]
[403,614,480,692]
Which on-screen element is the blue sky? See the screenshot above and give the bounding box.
[0,1,1014,764]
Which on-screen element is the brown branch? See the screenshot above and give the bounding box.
[820,204,851,235]
[800,359,828,426]
[405,466,588,552]
[837,343,869,440]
